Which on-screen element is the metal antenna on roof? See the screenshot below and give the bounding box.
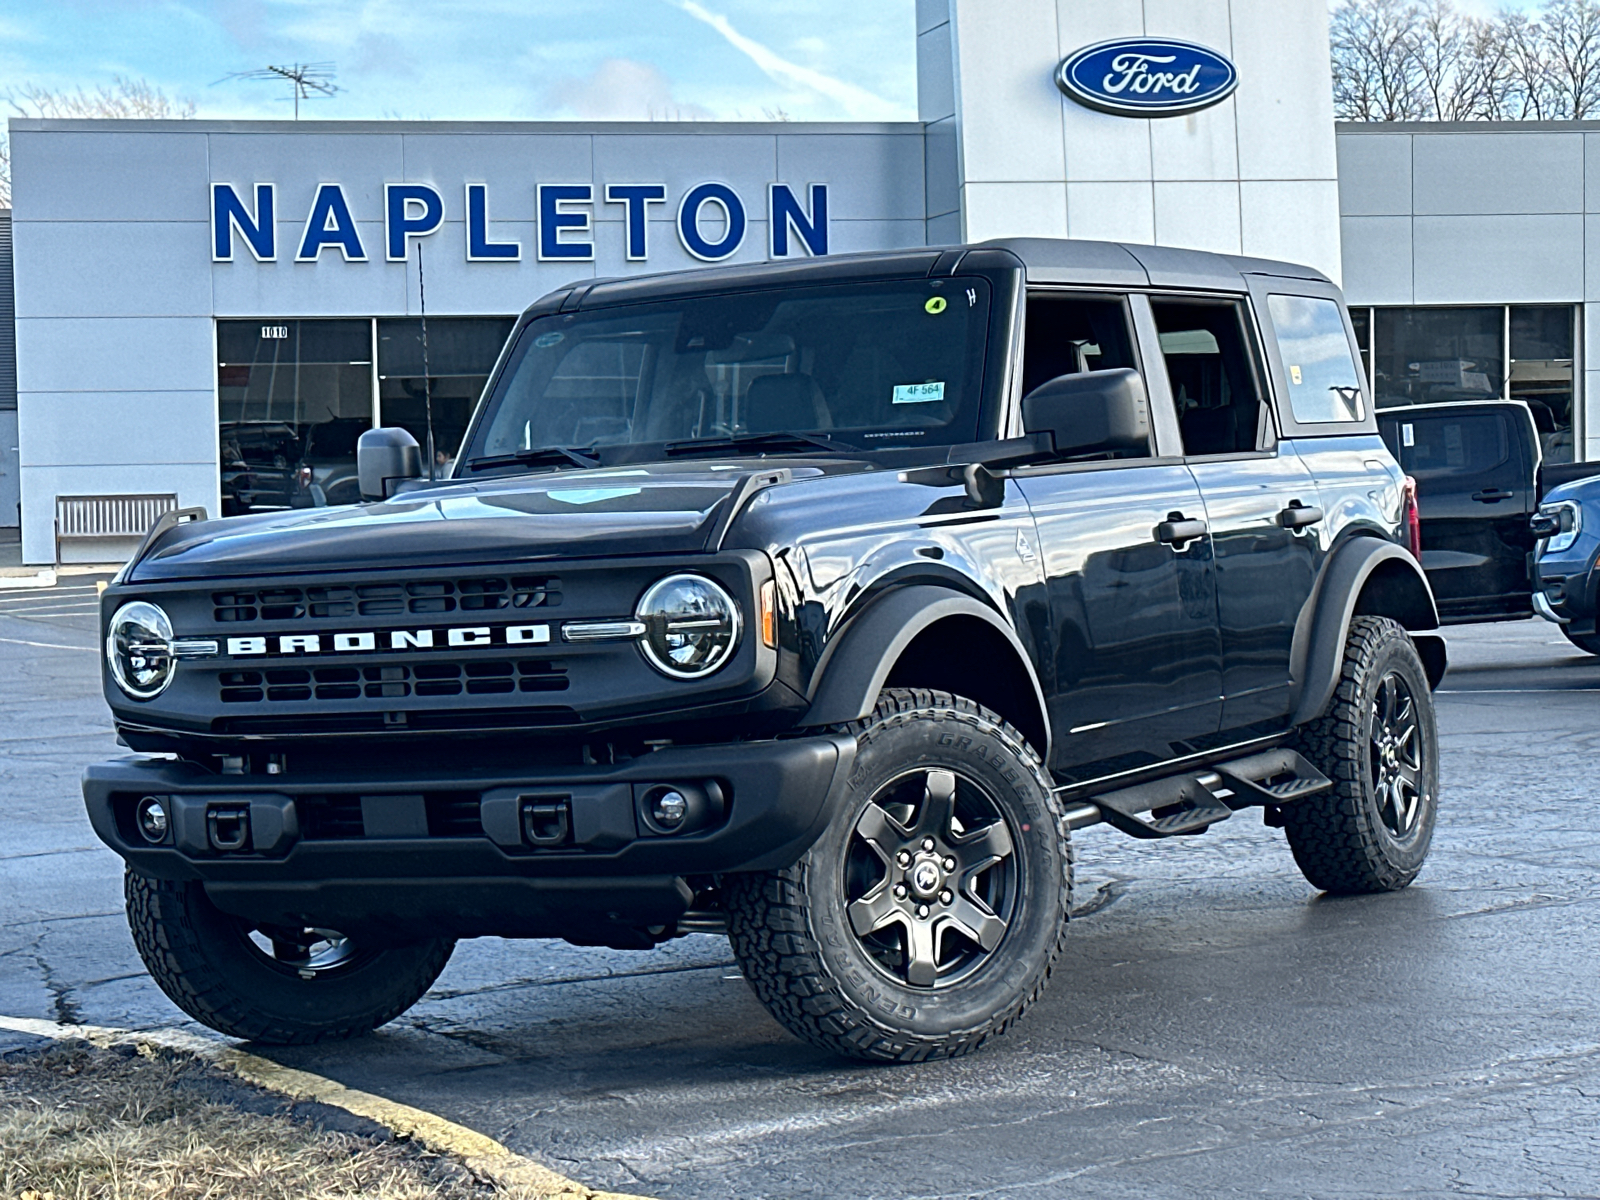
[418,244,437,482]
[216,63,340,119]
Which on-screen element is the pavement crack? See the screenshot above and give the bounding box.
[1070,877,1127,920]
[30,940,83,1026]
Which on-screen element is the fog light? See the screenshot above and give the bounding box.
[136,796,169,844]
[651,790,689,829]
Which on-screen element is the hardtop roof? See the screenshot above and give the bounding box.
[548,236,1331,316]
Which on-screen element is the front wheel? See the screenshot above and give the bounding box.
[725,689,1072,1062]
[126,871,454,1044]
[1284,616,1440,894]
[1562,627,1600,657]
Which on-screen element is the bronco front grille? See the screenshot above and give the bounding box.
[217,659,568,703]
[211,575,560,623]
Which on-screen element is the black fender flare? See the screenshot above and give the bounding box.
[799,585,1052,760]
[1289,538,1446,727]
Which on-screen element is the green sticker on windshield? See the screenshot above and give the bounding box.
[925,296,947,315]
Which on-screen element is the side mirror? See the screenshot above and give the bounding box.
[1022,368,1151,459]
[357,427,422,501]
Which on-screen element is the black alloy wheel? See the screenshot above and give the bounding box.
[1285,616,1439,894]
[243,924,370,979]
[1369,670,1424,841]
[725,689,1073,1062]
[844,767,1018,989]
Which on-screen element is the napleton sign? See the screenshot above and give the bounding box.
[210,180,831,265]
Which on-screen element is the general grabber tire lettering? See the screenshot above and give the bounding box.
[724,688,1072,1062]
[1285,616,1440,895]
[126,870,454,1044]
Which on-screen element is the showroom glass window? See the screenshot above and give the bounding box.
[1509,306,1575,463]
[216,320,372,515]
[377,318,515,471]
[1363,304,1577,465]
[1372,307,1503,408]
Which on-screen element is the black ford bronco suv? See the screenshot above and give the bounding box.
[86,239,1447,1062]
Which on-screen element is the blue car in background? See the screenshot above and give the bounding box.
[1533,473,1600,656]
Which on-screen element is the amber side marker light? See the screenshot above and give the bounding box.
[760,580,777,648]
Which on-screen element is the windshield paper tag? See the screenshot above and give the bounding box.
[893,382,945,404]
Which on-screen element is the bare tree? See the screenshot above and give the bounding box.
[0,76,195,207]
[1332,0,1428,120]
[1335,0,1600,121]
[1540,0,1600,117]
[1413,0,1496,119]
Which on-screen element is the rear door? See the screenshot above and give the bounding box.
[1146,293,1324,734]
[1379,406,1536,620]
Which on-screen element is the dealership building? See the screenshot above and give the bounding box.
[0,0,1593,561]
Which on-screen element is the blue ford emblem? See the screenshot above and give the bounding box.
[1056,38,1238,118]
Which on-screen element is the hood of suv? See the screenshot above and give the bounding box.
[130,462,835,581]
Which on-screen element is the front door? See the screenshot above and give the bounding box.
[1014,292,1223,778]
[1147,296,1323,735]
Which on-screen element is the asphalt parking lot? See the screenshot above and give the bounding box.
[2,579,1597,1199]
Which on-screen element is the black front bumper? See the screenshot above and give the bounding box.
[83,734,854,945]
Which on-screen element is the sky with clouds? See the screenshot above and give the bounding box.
[0,1,1568,129]
[0,0,919,124]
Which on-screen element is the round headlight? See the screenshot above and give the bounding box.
[636,574,741,679]
[106,601,176,700]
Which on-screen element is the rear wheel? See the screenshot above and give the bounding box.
[126,871,454,1044]
[1284,616,1439,894]
[725,689,1071,1062]
[1562,628,1600,656]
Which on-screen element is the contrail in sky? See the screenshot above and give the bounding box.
[667,0,894,119]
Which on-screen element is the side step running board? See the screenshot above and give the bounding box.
[1088,748,1332,840]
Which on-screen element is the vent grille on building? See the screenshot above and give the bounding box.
[0,211,14,411]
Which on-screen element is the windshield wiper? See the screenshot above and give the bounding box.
[464,446,600,472]
[663,431,851,458]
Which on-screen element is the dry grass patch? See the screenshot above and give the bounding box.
[0,1039,494,1200]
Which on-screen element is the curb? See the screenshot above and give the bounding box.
[0,1014,654,1200]
[0,569,56,590]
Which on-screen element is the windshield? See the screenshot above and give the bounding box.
[463,277,994,469]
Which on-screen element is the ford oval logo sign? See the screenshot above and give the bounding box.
[1055,38,1238,118]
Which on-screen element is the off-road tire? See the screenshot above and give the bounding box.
[1561,627,1600,657]
[126,870,454,1044]
[724,689,1072,1063]
[1285,616,1439,894]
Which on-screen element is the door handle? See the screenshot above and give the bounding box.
[1155,515,1208,546]
[1278,503,1324,529]
[1472,488,1513,503]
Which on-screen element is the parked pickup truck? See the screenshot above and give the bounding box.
[1378,400,1537,622]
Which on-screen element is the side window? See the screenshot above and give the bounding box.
[1150,299,1271,457]
[1389,414,1510,480]
[1021,294,1138,396]
[1267,294,1365,424]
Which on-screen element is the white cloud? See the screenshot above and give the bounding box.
[544,58,715,121]
[667,0,896,119]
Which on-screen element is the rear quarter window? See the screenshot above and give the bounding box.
[1267,294,1365,424]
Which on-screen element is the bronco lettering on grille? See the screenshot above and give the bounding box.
[224,623,551,658]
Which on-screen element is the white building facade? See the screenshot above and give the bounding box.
[1,0,1589,561]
